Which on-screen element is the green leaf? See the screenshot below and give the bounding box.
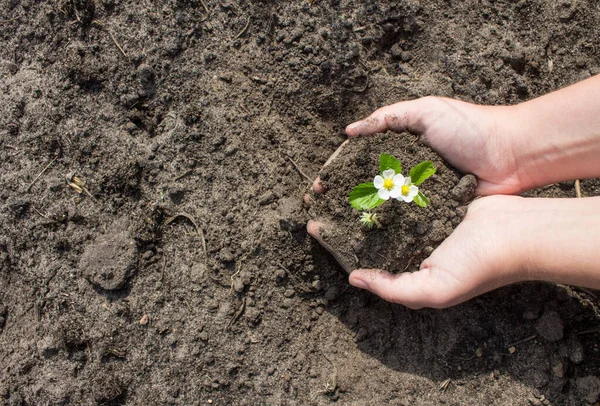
[379,153,402,175]
[349,182,385,210]
[409,161,436,186]
[413,192,430,207]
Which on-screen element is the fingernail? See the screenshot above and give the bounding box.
[350,277,368,290]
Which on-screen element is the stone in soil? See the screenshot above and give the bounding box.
[535,310,564,342]
[79,229,138,291]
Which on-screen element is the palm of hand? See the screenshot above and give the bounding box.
[346,196,524,309]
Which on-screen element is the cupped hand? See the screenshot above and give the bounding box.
[342,96,530,196]
[308,195,531,309]
[307,97,536,308]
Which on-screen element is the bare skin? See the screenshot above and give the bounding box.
[308,75,600,309]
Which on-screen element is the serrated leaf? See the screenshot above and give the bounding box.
[379,153,402,175]
[409,161,436,186]
[349,182,385,210]
[413,191,430,207]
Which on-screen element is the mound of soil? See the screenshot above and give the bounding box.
[310,132,476,273]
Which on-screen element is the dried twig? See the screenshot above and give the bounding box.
[199,0,209,14]
[287,156,313,185]
[31,205,48,218]
[0,17,20,24]
[93,20,127,57]
[174,170,192,181]
[233,17,251,40]
[575,179,582,198]
[277,263,313,293]
[439,378,453,393]
[164,212,207,263]
[82,186,98,202]
[575,326,600,336]
[226,297,246,330]
[319,331,338,394]
[26,156,57,192]
[507,334,537,348]
[108,30,127,57]
[351,75,369,93]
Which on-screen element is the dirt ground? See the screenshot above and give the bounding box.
[1,0,600,405]
[310,132,475,274]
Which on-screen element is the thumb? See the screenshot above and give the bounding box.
[349,266,461,309]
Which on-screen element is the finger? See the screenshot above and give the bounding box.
[345,98,430,138]
[312,176,325,194]
[312,139,350,195]
[307,220,354,273]
[349,267,465,309]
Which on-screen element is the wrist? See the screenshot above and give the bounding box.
[478,104,539,194]
[495,103,550,193]
[507,77,600,190]
[513,197,600,289]
[463,196,541,284]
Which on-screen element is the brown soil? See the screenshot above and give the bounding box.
[1,0,600,405]
[310,132,475,274]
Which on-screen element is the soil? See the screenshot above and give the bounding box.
[1,0,600,405]
[310,132,476,274]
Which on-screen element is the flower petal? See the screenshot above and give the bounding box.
[382,169,396,179]
[398,193,414,203]
[404,176,413,186]
[373,175,384,189]
[393,173,404,185]
[389,185,402,199]
[378,188,391,200]
[408,185,419,197]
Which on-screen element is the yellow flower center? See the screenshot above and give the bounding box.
[383,178,394,190]
[401,185,410,195]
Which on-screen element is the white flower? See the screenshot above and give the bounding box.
[396,176,419,203]
[373,169,404,200]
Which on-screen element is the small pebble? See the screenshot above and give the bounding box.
[535,310,564,342]
[219,247,235,263]
[451,174,477,203]
[139,314,149,325]
[232,278,245,293]
[552,361,564,378]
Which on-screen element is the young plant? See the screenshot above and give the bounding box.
[348,154,436,226]
[359,211,381,229]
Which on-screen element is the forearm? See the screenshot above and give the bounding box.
[518,196,600,289]
[511,75,600,190]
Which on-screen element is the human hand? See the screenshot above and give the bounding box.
[318,96,529,196]
[308,89,600,308]
[309,195,531,309]
[307,96,530,308]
